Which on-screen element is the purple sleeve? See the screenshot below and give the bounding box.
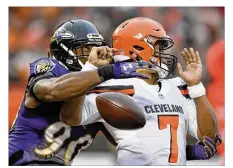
[27,57,70,94]
[29,58,69,78]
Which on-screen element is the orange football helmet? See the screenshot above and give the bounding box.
[112,17,177,77]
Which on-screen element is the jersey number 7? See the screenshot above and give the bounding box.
[158,115,179,163]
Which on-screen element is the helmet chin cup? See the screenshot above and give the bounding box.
[66,58,74,65]
[153,63,169,79]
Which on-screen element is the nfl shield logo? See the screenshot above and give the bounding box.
[158,94,164,99]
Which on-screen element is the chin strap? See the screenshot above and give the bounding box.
[59,42,84,68]
[153,63,169,79]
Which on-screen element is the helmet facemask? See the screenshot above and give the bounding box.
[144,35,177,78]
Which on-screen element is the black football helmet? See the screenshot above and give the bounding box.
[49,19,107,71]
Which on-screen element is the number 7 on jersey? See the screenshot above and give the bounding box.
[158,115,179,163]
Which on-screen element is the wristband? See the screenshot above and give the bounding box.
[187,82,206,98]
[97,64,114,82]
[186,145,196,160]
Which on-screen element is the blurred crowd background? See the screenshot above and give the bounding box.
[9,7,224,165]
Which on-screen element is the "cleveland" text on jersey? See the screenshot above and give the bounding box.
[144,104,184,114]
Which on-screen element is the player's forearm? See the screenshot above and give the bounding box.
[34,63,115,102]
[59,96,85,126]
[33,70,102,102]
[194,95,219,139]
[49,70,102,101]
[33,61,140,102]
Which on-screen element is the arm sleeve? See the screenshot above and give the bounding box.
[27,58,70,96]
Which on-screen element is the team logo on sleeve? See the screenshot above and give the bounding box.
[35,60,55,74]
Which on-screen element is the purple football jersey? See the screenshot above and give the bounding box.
[9,58,101,165]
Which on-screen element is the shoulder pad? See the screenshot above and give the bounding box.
[29,58,69,78]
[168,77,186,86]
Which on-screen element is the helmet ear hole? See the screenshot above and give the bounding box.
[133,45,144,51]
[129,50,143,61]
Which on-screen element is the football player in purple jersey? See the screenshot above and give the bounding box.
[9,19,149,166]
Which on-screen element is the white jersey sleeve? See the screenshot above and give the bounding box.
[80,61,139,125]
[81,93,104,125]
[81,77,138,125]
[169,77,199,140]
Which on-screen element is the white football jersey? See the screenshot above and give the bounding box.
[81,63,199,165]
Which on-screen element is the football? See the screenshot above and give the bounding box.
[96,92,146,129]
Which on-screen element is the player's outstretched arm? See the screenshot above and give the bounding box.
[177,48,220,141]
[33,69,102,102]
[32,47,149,102]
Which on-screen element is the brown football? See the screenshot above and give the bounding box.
[96,92,146,129]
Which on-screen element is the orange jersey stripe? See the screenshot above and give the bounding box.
[177,84,191,99]
[89,89,135,96]
[180,89,189,95]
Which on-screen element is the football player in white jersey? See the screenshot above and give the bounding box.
[81,17,222,165]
